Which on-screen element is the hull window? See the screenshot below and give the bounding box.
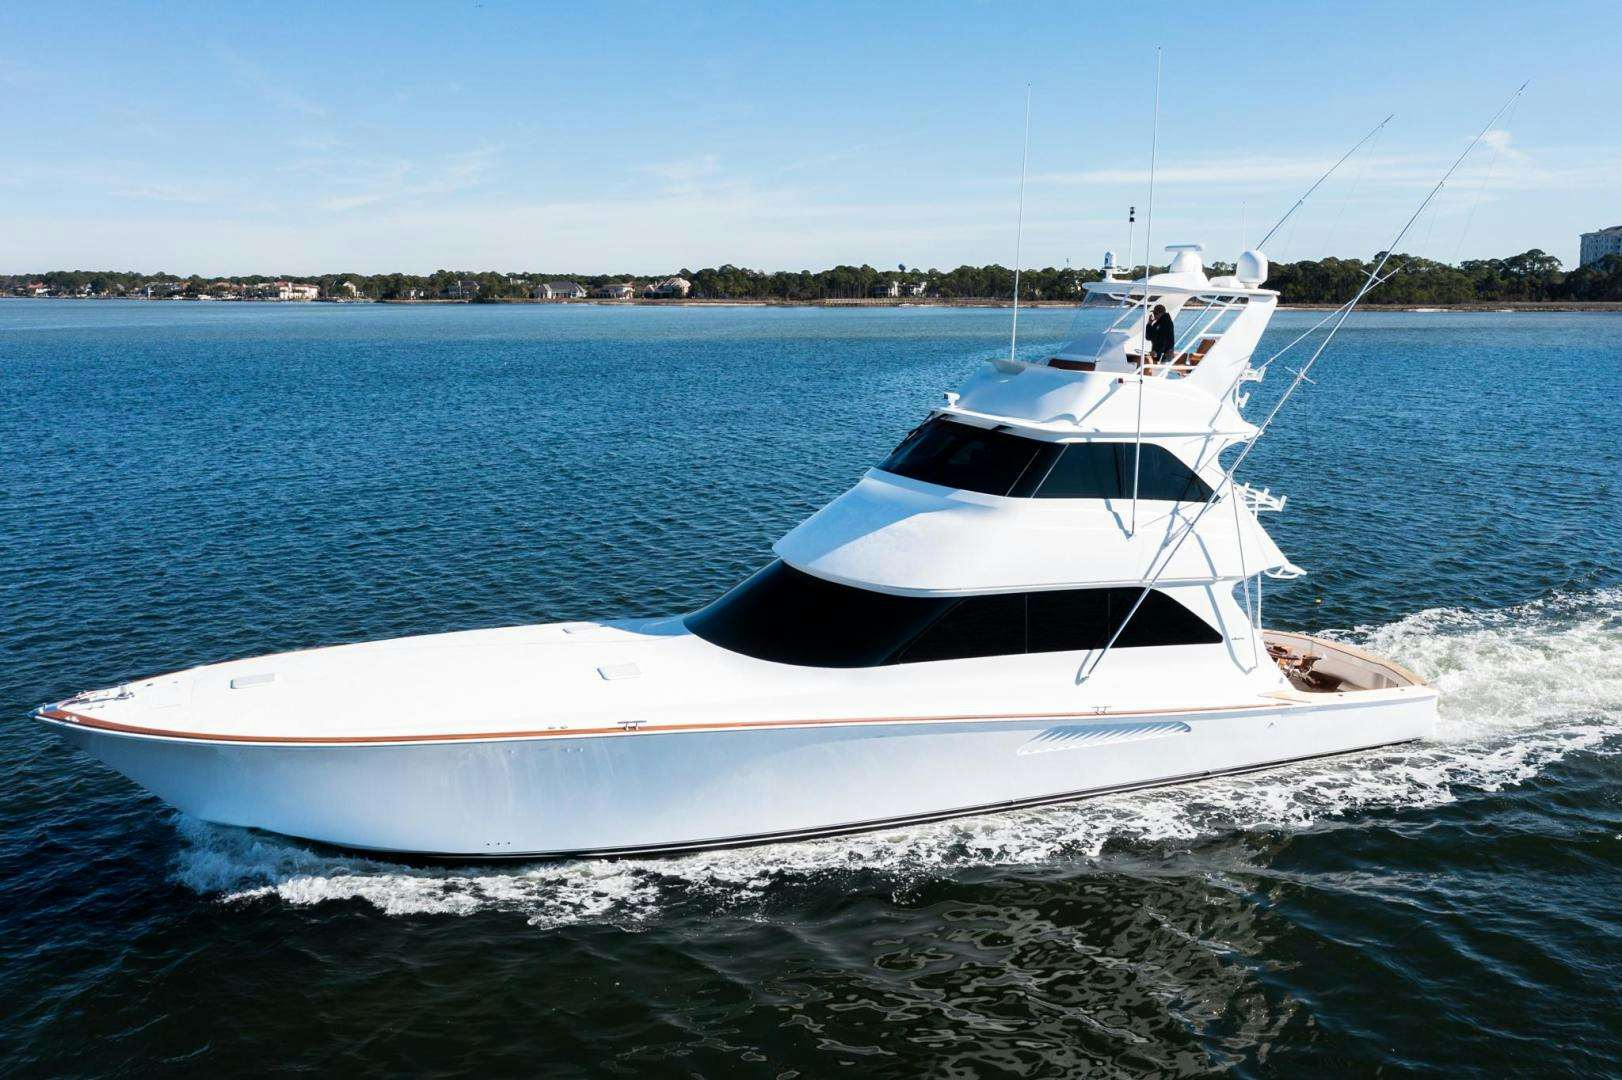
[881,418,1211,502]
[687,562,1221,668]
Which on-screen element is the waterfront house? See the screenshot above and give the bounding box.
[592,281,637,300]
[1580,225,1622,267]
[644,276,691,298]
[871,281,901,298]
[245,280,320,301]
[534,280,587,300]
[270,280,320,301]
[901,281,927,297]
[25,282,51,296]
[444,280,480,300]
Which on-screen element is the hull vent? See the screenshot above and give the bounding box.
[1017,720,1192,755]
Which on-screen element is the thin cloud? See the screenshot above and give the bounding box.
[637,154,722,192]
[314,145,502,212]
[214,44,328,118]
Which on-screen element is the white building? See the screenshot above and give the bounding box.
[871,281,901,298]
[534,280,586,300]
[256,280,319,301]
[592,282,636,300]
[1579,226,1622,267]
[644,276,691,298]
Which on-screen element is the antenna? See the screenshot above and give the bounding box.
[1256,113,1395,250]
[1009,84,1032,364]
[1123,204,1137,280]
[1080,82,1528,684]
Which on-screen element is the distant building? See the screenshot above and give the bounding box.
[401,287,426,300]
[644,276,691,298]
[900,281,926,297]
[534,280,586,300]
[25,282,51,296]
[1580,226,1622,267]
[252,280,319,301]
[338,281,361,298]
[871,280,901,298]
[592,282,636,300]
[444,280,480,300]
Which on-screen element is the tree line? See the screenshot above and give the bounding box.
[5,249,1620,303]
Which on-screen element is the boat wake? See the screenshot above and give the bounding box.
[171,588,1622,927]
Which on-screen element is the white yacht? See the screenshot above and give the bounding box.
[36,244,1436,858]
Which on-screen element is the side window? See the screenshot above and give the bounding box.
[1027,443,1124,500]
[1132,448,1214,502]
[1027,588,1221,653]
[1025,589,1115,652]
[1033,444,1213,502]
[879,418,1048,497]
[892,593,1026,664]
[1115,590,1223,647]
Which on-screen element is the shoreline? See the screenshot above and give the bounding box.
[6,296,1621,312]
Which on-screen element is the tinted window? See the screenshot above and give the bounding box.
[1024,443,1213,502]
[893,593,1026,664]
[1027,588,1222,652]
[880,419,1210,503]
[687,561,1219,667]
[880,418,1056,496]
[685,561,949,668]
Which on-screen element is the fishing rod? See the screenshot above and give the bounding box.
[1078,82,1528,684]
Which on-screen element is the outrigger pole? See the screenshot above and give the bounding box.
[1255,113,1395,251]
[1128,46,1164,538]
[1079,82,1529,684]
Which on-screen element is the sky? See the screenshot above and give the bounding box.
[2,1,1618,276]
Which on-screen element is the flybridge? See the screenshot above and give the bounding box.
[1040,243,1278,391]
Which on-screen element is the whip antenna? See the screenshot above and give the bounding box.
[1009,84,1032,364]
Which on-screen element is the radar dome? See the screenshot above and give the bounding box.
[1236,249,1269,285]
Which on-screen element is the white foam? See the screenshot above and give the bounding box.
[171,589,1622,923]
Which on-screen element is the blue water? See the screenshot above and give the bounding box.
[2,300,1619,1076]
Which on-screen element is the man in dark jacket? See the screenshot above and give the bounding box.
[1146,304,1176,364]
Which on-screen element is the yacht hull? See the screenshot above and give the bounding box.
[41,689,1435,858]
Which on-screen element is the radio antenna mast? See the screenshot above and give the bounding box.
[1009,84,1032,364]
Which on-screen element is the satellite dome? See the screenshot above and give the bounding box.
[1236,249,1269,286]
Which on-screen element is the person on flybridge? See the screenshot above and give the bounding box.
[1146,304,1176,364]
